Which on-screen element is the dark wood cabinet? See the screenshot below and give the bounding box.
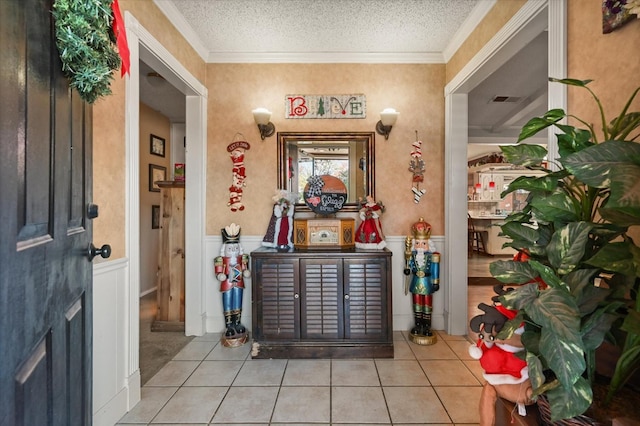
[251,247,393,358]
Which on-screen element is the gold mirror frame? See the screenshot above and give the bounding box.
[277,132,375,213]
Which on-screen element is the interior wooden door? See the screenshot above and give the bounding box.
[0,0,94,424]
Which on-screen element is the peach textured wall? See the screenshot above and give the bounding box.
[206,63,446,237]
[445,0,527,84]
[119,0,206,83]
[139,103,171,294]
[92,0,205,260]
[92,76,126,259]
[567,0,640,240]
[93,0,640,258]
[567,0,640,133]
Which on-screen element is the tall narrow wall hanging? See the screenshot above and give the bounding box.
[408,131,426,203]
[226,135,250,212]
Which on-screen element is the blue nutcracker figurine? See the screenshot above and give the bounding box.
[403,217,440,345]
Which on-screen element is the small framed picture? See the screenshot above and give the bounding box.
[150,134,165,157]
[151,205,160,229]
[149,164,166,192]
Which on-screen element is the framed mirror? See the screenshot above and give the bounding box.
[278,132,375,213]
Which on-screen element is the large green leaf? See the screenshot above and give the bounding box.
[581,307,622,351]
[517,109,566,142]
[609,111,640,140]
[549,77,593,87]
[532,288,585,389]
[545,376,593,421]
[607,331,640,403]
[600,207,640,227]
[556,127,594,158]
[489,260,538,284]
[528,260,565,290]
[547,222,593,275]
[586,241,639,277]
[530,191,580,223]
[603,163,640,224]
[499,282,539,310]
[501,144,548,166]
[501,282,584,377]
[502,174,559,196]
[564,268,607,312]
[526,350,545,390]
[499,222,539,245]
[564,140,640,188]
[590,222,629,243]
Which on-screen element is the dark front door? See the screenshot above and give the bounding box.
[1,0,94,425]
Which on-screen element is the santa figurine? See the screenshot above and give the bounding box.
[355,195,386,249]
[214,223,250,347]
[262,189,296,250]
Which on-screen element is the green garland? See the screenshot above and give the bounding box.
[52,0,121,104]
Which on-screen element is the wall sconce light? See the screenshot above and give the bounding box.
[252,107,275,140]
[376,108,399,140]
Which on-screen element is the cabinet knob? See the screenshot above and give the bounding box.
[294,293,299,299]
[344,294,350,300]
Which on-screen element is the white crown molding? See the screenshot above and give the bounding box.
[206,51,445,64]
[442,0,497,62]
[153,0,209,61]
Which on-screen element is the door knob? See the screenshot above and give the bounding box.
[88,243,111,261]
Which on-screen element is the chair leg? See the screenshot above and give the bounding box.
[477,231,488,255]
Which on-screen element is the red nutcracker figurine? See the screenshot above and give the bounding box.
[214,223,250,346]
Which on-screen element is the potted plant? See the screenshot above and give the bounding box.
[489,78,640,422]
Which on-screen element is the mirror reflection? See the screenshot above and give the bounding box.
[278,132,375,213]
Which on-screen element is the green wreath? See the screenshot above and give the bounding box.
[52,0,121,104]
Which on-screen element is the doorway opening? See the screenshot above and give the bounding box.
[444,0,566,336]
[122,11,208,404]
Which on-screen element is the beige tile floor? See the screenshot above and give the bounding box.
[120,254,500,426]
[118,330,486,425]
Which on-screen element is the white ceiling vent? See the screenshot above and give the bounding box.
[490,96,522,103]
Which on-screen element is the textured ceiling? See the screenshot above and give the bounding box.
[157,0,489,62]
[143,0,549,158]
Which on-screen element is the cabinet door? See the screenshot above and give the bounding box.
[300,259,344,339]
[254,258,299,340]
[344,258,388,340]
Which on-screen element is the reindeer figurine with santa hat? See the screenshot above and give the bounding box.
[468,285,534,425]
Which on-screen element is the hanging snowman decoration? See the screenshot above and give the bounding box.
[409,132,426,203]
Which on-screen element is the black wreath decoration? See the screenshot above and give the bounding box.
[52,0,121,104]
